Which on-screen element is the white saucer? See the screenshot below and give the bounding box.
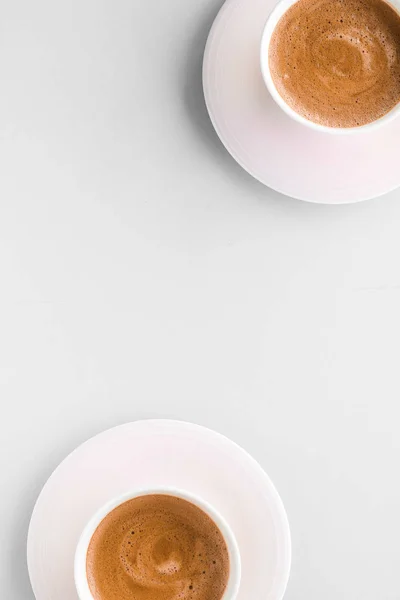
[203,0,400,203]
[27,420,291,600]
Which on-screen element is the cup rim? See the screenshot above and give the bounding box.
[260,0,400,134]
[74,487,242,600]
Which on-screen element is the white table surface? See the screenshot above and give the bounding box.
[1,1,400,599]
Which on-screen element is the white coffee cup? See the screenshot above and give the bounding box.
[260,0,400,134]
[74,487,241,600]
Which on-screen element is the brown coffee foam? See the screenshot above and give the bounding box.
[268,0,400,127]
[86,495,230,600]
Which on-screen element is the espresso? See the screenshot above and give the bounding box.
[86,495,230,600]
[268,0,400,127]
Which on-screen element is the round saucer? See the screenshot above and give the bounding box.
[203,0,400,203]
[27,420,291,600]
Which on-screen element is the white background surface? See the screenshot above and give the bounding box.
[0,0,400,599]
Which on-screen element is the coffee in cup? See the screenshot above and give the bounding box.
[75,490,241,600]
[265,0,400,128]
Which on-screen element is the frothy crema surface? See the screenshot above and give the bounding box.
[268,0,400,127]
[86,495,230,600]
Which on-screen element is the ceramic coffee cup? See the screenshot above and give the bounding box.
[74,487,241,600]
[260,0,400,134]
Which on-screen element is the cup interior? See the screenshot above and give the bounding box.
[260,0,400,133]
[74,487,241,600]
